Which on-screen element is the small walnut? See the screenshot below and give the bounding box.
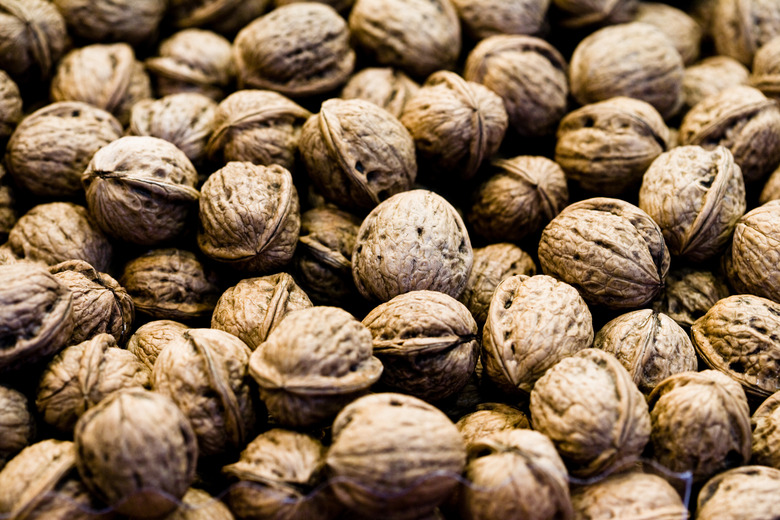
[752,390,780,468]
[167,488,235,520]
[464,35,567,136]
[248,306,382,427]
[300,98,417,211]
[451,0,549,40]
[455,403,530,447]
[725,201,780,302]
[127,320,189,372]
[74,389,198,519]
[36,334,150,433]
[167,0,270,36]
[0,385,34,470]
[82,136,199,246]
[0,0,67,82]
[683,56,750,112]
[652,267,730,330]
[538,197,671,309]
[0,70,21,141]
[633,2,702,65]
[752,36,780,99]
[352,190,473,302]
[712,0,780,65]
[530,349,651,478]
[326,393,467,520]
[52,0,166,46]
[647,370,751,482]
[697,466,780,520]
[551,0,636,27]
[340,67,419,119]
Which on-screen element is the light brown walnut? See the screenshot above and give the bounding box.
[551,0,637,28]
[166,488,235,520]
[340,68,419,119]
[652,267,730,330]
[752,390,780,468]
[712,0,780,65]
[633,2,702,65]
[0,385,34,471]
[455,403,530,447]
[0,0,67,82]
[683,56,750,112]
[52,0,166,46]
[126,320,189,372]
[167,0,269,36]
[451,0,549,40]
[0,70,21,141]
[696,466,780,520]
[725,201,780,302]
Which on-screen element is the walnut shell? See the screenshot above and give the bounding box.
[530,348,651,478]
[52,0,166,46]
[647,370,751,482]
[756,161,780,203]
[0,385,34,470]
[538,197,671,309]
[752,36,780,99]
[455,403,530,447]
[464,35,568,136]
[352,190,473,302]
[36,334,150,432]
[167,0,270,36]
[633,2,702,66]
[166,488,235,520]
[0,70,21,140]
[551,0,637,28]
[683,56,750,112]
[0,164,16,238]
[697,466,780,520]
[712,0,780,66]
[752,390,780,468]
[248,306,382,427]
[126,320,189,372]
[725,201,780,302]
[0,0,67,82]
[451,0,549,40]
[326,393,466,520]
[652,267,730,330]
[340,67,419,119]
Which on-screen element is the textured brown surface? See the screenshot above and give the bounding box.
[712,0,780,65]
[0,0,67,81]
[0,70,21,140]
[551,0,637,27]
[0,385,34,470]
[652,267,730,330]
[340,67,419,119]
[634,2,702,65]
[0,164,15,238]
[726,200,780,302]
[126,320,189,372]
[167,0,270,35]
[683,56,750,111]
[52,0,166,46]
[760,161,780,203]
[696,465,780,520]
[455,403,530,447]
[166,488,235,520]
[752,390,780,468]
[752,36,780,99]
[451,0,549,39]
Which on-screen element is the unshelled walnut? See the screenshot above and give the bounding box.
[551,0,636,27]
[36,334,150,433]
[711,0,780,65]
[752,390,780,468]
[752,36,780,100]
[725,201,780,302]
[0,0,66,82]
[451,0,549,40]
[683,56,750,112]
[326,393,467,520]
[757,162,780,203]
[0,165,14,238]
[340,67,419,119]
[696,466,780,520]
[0,70,21,141]
[652,267,730,330]
[127,320,189,372]
[167,0,269,36]
[167,488,235,520]
[634,2,702,65]
[249,306,382,427]
[0,385,34,470]
[455,403,530,447]
[52,0,166,46]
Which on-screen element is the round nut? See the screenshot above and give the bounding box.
[451,0,549,40]
[712,0,780,66]
[455,403,530,447]
[52,0,166,46]
[752,390,780,469]
[683,56,750,111]
[126,320,189,372]
[340,67,419,119]
[0,0,67,81]
[697,466,780,520]
[633,2,702,65]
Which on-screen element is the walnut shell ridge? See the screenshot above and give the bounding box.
[0,0,67,82]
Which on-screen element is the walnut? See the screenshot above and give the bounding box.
[0,164,15,239]
[326,393,467,520]
[551,0,637,27]
[638,145,746,262]
[7,202,113,272]
[752,390,780,468]
[538,197,671,309]
[451,0,549,40]
[758,163,780,204]
[0,0,67,82]
[52,0,166,47]
[121,249,220,322]
[248,306,382,427]
[633,2,702,65]
[166,488,235,520]
[0,385,34,470]
[349,0,461,79]
[752,36,780,100]
[50,43,152,125]
[234,3,355,97]
[153,328,256,457]
[0,70,21,141]
[6,101,123,198]
[455,403,530,447]
[300,98,417,211]
[211,273,312,351]
[82,136,199,246]
[127,320,189,372]
[36,334,150,433]
[49,260,134,345]
[697,466,780,520]
[74,389,198,519]
[725,201,780,302]
[569,23,684,120]
[223,429,341,520]
[198,162,300,273]
[594,309,697,395]
[712,0,780,65]
[647,370,751,482]
[652,267,730,330]
[167,0,270,36]
[683,56,750,112]
[146,29,235,101]
[464,35,568,136]
[351,189,473,302]
[340,67,419,119]
[530,348,651,478]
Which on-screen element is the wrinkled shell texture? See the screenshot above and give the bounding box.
[0,0,67,81]
[538,197,671,309]
[362,290,479,402]
[464,35,568,136]
[752,36,780,99]
[153,328,255,457]
[234,3,355,96]
[167,488,235,520]
[167,0,270,35]
[52,0,166,46]
[752,390,780,468]
[0,70,22,140]
[530,348,651,478]
[683,56,750,111]
[326,393,466,520]
[652,267,730,330]
[727,201,780,303]
[352,190,473,302]
[634,2,702,65]
[455,403,530,447]
[198,162,300,272]
[300,98,417,211]
[647,370,751,482]
[483,275,593,395]
[552,0,637,27]
[126,319,189,372]
[340,67,419,119]
[712,0,780,65]
[349,0,461,79]
[696,466,780,520]
[74,389,198,518]
[451,0,549,40]
[0,385,34,468]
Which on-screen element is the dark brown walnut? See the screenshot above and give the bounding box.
[50,260,134,345]
[352,190,473,302]
[594,309,697,395]
[683,56,750,112]
[555,97,669,196]
[483,275,593,396]
[74,389,198,519]
[455,403,530,447]
[569,23,684,120]
[223,429,341,520]
[362,290,479,402]
[678,86,780,184]
[712,0,780,66]
[464,35,567,136]
[82,136,199,246]
[551,0,637,27]
[691,294,780,398]
[539,197,671,309]
[166,488,235,520]
[459,243,536,326]
[295,207,361,306]
[752,36,780,99]
[340,67,419,119]
[0,440,106,520]
[129,93,217,166]
[207,90,311,170]
[146,29,235,101]
[633,2,702,66]
[127,320,189,372]
[349,0,461,79]
[326,393,466,520]
[647,370,751,483]
[50,43,152,125]
[153,328,256,457]
[211,273,312,351]
[167,0,269,36]
[0,70,21,141]
[36,334,150,433]
[198,162,300,273]
[0,385,34,470]
[400,71,508,181]
[0,263,73,371]
[725,201,780,302]
[0,0,66,82]
[570,471,689,520]
[234,3,355,97]
[652,267,730,330]
[52,0,166,47]
[752,390,780,468]
[697,466,780,520]
[121,249,220,322]
[530,349,651,478]
[6,102,122,198]
[451,0,549,40]
[639,145,746,262]
[248,306,382,427]
[300,98,417,211]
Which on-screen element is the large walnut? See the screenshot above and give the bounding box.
[451,0,549,40]
[711,0,780,65]
[0,70,21,141]
[696,466,780,520]
[652,267,730,330]
[167,0,269,36]
[52,0,166,46]
[340,67,419,119]
[455,403,530,447]
[0,385,34,470]
[126,320,189,372]
[0,0,67,82]
[633,2,702,65]
[752,390,780,468]
[683,56,750,112]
